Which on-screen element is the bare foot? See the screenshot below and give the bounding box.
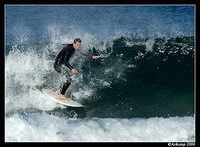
[55,91,59,95]
[59,94,70,100]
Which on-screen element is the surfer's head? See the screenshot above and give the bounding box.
[73,38,81,50]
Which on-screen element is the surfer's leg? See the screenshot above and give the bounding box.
[58,82,71,100]
[54,64,72,100]
[57,79,71,100]
[56,80,71,99]
[54,62,62,73]
[60,70,72,94]
[54,64,63,95]
[58,70,72,100]
[60,82,71,94]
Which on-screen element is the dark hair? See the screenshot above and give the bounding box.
[73,38,81,43]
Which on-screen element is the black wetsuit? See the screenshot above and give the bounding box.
[54,44,75,71]
[54,44,75,95]
[54,44,92,95]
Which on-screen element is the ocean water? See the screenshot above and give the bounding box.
[5,5,195,142]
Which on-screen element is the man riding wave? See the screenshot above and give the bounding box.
[54,38,100,100]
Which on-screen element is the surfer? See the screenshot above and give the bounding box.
[54,38,100,100]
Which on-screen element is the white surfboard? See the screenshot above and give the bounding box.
[42,89,84,107]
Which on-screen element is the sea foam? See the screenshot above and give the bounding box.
[5,112,195,142]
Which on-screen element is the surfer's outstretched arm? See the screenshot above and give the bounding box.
[92,56,100,59]
[81,52,100,59]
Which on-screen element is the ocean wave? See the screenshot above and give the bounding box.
[5,36,194,118]
[5,112,195,142]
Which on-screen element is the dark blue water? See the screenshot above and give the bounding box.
[5,5,194,44]
[5,5,195,142]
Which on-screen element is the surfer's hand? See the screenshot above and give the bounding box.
[72,69,78,75]
[92,56,100,59]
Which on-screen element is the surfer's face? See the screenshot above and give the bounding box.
[73,42,81,50]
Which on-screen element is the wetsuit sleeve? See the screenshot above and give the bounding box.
[64,59,73,70]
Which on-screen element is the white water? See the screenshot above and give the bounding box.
[5,112,194,142]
